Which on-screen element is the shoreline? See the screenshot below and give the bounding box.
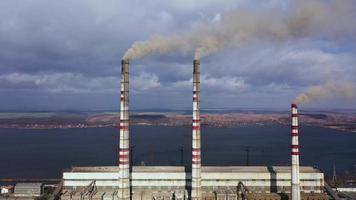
[0,123,355,133]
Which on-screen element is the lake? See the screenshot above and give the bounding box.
[0,125,355,179]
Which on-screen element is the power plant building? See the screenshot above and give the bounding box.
[58,59,328,200]
[61,166,325,200]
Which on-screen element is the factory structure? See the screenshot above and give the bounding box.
[59,59,328,200]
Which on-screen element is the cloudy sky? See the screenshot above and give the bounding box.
[0,0,355,111]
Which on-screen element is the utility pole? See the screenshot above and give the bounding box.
[180,146,184,166]
[130,145,135,168]
[245,146,250,166]
[332,163,337,186]
[151,145,155,165]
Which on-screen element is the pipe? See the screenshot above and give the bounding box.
[291,103,300,200]
[118,59,130,200]
[191,59,202,200]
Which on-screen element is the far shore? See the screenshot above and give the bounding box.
[0,111,355,133]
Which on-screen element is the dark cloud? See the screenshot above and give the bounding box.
[0,0,355,110]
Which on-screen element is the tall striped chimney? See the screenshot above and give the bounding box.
[118,59,130,200]
[291,103,300,200]
[191,59,202,200]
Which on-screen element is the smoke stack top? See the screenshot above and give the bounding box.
[123,0,356,60]
[121,59,129,65]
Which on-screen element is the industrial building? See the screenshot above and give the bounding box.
[61,166,325,200]
[58,59,329,200]
[14,183,43,197]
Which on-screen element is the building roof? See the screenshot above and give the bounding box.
[1,185,14,189]
[133,166,185,172]
[68,166,119,172]
[67,166,185,172]
[65,166,321,173]
[15,183,42,188]
[202,166,320,173]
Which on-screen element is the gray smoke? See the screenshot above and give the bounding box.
[123,0,356,60]
[294,81,356,104]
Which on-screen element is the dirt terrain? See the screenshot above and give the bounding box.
[0,111,355,132]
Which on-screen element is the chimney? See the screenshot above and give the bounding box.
[118,59,130,200]
[191,59,202,200]
[291,103,300,200]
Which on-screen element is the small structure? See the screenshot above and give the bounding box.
[337,186,356,193]
[337,180,356,193]
[1,185,14,194]
[14,183,43,197]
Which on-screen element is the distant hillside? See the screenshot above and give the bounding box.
[0,111,354,133]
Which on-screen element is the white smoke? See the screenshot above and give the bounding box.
[123,0,356,60]
[294,81,356,104]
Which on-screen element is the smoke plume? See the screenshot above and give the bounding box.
[294,81,356,104]
[123,0,356,60]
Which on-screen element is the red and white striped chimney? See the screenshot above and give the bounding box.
[191,59,202,200]
[291,103,300,200]
[118,59,130,200]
